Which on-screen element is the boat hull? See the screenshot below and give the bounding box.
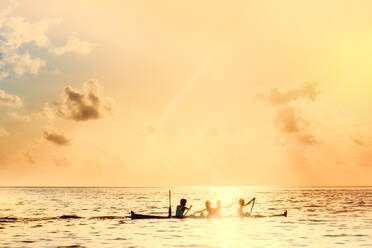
[130,211,287,219]
[130,212,171,219]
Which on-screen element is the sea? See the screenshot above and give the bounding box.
[0,187,371,248]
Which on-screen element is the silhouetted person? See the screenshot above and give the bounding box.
[237,198,255,217]
[215,200,233,217]
[193,200,216,217]
[175,199,192,218]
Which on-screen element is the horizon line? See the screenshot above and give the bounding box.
[0,185,371,188]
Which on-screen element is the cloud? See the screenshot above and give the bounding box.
[296,133,318,146]
[0,7,49,79]
[23,150,35,164]
[274,107,308,133]
[0,71,9,80]
[49,34,93,55]
[268,82,319,105]
[274,108,319,147]
[6,52,46,76]
[8,112,31,122]
[43,129,71,146]
[0,127,9,137]
[33,103,56,120]
[56,80,113,121]
[0,89,22,107]
[0,5,92,80]
[350,135,367,147]
[42,103,55,120]
[1,16,50,49]
[263,83,321,149]
[136,126,158,136]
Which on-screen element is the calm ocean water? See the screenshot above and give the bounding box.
[0,187,371,248]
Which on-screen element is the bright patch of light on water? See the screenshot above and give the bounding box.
[0,187,371,247]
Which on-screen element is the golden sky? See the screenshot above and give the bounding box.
[1,0,372,186]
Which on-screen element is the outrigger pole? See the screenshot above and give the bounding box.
[168,190,172,217]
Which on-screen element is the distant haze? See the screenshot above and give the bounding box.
[0,0,371,186]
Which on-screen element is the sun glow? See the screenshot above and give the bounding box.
[0,0,372,187]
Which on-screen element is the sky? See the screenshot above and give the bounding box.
[0,0,372,186]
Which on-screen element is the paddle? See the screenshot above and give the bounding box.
[183,205,192,216]
[250,197,255,215]
[168,190,172,217]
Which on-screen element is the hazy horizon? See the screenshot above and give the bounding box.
[1,185,372,188]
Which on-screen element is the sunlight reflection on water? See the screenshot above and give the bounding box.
[0,187,371,247]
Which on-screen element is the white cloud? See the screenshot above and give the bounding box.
[2,16,50,49]
[0,5,93,80]
[49,34,93,56]
[0,5,49,79]
[6,52,45,75]
[0,1,17,29]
